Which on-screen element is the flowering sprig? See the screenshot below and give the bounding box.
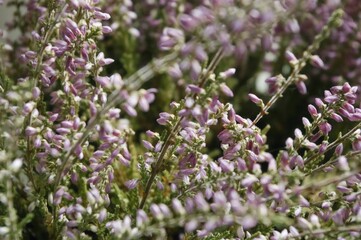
[253,9,344,126]
[139,48,225,209]
[1,1,361,239]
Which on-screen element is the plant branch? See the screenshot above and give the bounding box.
[251,9,343,127]
[53,52,178,191]
[304,122,361,166]
[139,48,225,209]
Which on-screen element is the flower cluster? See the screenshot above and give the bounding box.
[0,0,361,239]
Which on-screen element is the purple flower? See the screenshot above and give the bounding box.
[319,122,332,135]
[285,50,298,65]
[25,126,39,136]
[94,11,111,20]
[186,84,204,94]
[125,179,138,190]
[179,153,197,170]
[185,219,199,232]
[172,198,185,215]
[157,112,173,125]
[96,76,111,88]
[241,174,258,188]
[219,68,236,79]
[159,27,184,50]
[296,81,307,95]
[102,26,113,34]
[219,83,233,97]
[310,55,325,69]
[248,93,263,105]
[307,104,318,117]
[136,209,149,227]
[241,215,258,230]
[150,204,163,220]
[338,156,350,171]
[122,103,137,117]
[142,140,154,150]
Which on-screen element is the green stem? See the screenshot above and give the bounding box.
[251,9,343,127]
[294,224,361,239]
[304,122,361,166]
[6,176,19,240]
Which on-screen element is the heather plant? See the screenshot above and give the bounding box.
[0,0,361,239]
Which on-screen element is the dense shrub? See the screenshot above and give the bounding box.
[0,0,361,239]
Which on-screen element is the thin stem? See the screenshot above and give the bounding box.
[251,9,343,127]
[23,2,67,191]
[178,167,359,204]
[294,224,361,238]
[304,122,361,166]
[6,175,19,240]
[306,150,361,176]
[32,3,68,88]
[251,63,303,127]
[293,110,332,154]
[311,190,361,208]
[297,170,360,193]
[139,120,182,209]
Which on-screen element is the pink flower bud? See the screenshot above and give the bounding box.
[219,68,236,79]
[32,87,41,99]
[125,179,138,190]
[310,55,325,69]
[98,58,114,66]
[319,122,332,135]
[186,84,203,94]
[25,50,37,59]
[248,93,263,105]
[102,26,112,34]
[142,140,153,150]
[335,143,343,156]
[94,11,111,20]
[296,81,307,95]
[220,83,233,97]
[241,174,258,187]
[307,104,318,117]
[285,50,298,64]
[314,98,324,108]
[352,139,361,151]
[338,156,349,171]
[23,101,36,114]
[298,217,312,230]
[122,103,137,117]
[168,64,182,79]
[95,76,111,88]
[25,126,38,136]
[302,117,311,128]
[341,82,351,92]
[330,113,343,122]
[299,195,310,207]
[179,14,198,31]
[294,128,303,139]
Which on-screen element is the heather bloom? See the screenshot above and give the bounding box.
[159,27,184,51]
[285,50,298,65]
[1,1,361,239]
